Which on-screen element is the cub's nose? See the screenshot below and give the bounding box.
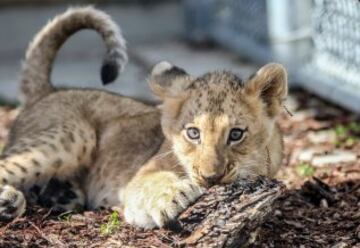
[201,173,224,187]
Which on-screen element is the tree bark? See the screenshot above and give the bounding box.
[174,176,285,247]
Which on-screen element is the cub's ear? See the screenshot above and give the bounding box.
[149,61,191,99]
[245,63,288,117]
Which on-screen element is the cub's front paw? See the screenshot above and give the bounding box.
[124,178,203,229]
[0,185,26,221]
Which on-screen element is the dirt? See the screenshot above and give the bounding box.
[0,89,359,248]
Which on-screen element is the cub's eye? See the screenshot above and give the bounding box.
[186,127,200,140]
[228,128,245,144]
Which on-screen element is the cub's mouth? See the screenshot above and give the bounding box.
[193,171,227,188]
[192,163,241,188]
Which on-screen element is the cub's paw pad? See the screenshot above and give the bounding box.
[125,180,203,229]
[0,185,26,221]
[36,178,85,213]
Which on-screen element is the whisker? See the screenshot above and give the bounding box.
[151,150,173,160]
[167,162,181,170]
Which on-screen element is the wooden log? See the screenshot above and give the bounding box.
[175,176,285,247]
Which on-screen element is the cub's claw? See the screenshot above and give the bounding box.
[0,185,26,221]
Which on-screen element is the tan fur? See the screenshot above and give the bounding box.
[0,8,287,229]
[20,6,127,106]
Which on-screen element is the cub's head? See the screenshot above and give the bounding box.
[149,61,287,187]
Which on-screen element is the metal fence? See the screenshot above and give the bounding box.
[184,0,360,113]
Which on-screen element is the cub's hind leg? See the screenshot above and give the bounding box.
[0,122,96,221]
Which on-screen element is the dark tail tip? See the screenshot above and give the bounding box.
[101,59,119,85]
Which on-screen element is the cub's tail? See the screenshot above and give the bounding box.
[20,6,128,106]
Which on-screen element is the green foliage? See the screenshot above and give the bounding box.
[296,163,316,177]
[57,211,73,223]
[100,211,121,236]
[334,125,347,138]
[349,121,360,133]
[345,137,356,147]
[333,122,360,147]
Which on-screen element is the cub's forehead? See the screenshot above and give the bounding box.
[187,71,244,91]
[185,71,247,114]
[180,71,254,124]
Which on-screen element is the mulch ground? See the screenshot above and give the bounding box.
[0,89,359,248]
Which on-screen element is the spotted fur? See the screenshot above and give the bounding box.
[20,6,127,106]
[0,8,287,229]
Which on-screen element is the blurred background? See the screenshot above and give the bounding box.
[0,0,359,113]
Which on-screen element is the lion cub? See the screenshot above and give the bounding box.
[0,7,287,229]
[123,62,286,228]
